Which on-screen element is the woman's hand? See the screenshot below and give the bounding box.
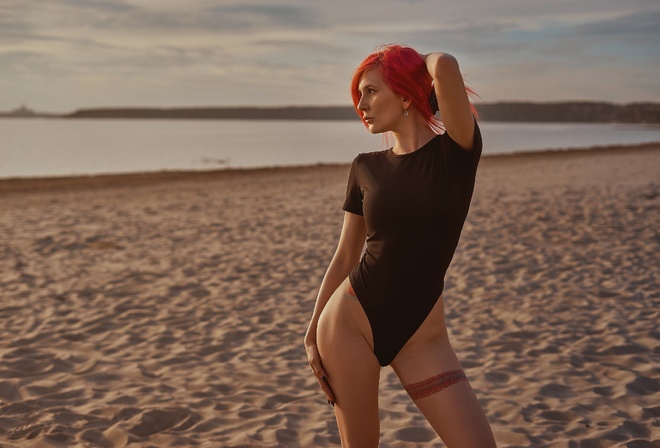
[304,333,335,406]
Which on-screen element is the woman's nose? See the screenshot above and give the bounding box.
[358,96,368,111]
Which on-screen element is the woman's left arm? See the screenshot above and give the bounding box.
[424,53,476,150]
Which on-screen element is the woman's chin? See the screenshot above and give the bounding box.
[367,124,381,134]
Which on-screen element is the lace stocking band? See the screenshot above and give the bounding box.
[404,369,468,401]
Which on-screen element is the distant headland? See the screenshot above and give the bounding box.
[0,105,60,118]
[2,102,659,123]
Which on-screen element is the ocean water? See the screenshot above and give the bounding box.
[1,119,659,179]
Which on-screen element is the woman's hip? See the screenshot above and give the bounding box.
[317,277,375,353]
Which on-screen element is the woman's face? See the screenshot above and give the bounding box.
[357,68,404,134]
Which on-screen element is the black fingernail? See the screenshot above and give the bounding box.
[322,375,328,383]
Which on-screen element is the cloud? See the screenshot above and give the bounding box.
[0,0,658,111]
[2,0,323,35]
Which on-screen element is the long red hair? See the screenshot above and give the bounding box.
[350,44,478,133]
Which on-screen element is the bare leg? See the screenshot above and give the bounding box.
[390,296,496,448]
[317,278,381,447]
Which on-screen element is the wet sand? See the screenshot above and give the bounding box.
[1,143,658,447]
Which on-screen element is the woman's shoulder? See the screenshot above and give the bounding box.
[350,149,388,168]
[439,119,482,154]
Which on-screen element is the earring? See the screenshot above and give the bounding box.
[403,109,409,117]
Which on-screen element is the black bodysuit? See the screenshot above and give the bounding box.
[343,122,482,366]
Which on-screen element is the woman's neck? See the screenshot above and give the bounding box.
[391,122,437,155]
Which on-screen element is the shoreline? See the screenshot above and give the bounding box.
[3,100,659,123]
[2,141,659,194]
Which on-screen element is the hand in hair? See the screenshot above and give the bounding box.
[422,53,477,151]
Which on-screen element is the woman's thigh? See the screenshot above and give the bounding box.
[317,278,381,447]
[407,375,496,448]
[390,295,462,381]
[390,297,496,448]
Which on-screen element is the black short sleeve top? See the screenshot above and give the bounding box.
[341,122,482,365]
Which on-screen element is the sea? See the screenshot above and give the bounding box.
[1,118,659,179]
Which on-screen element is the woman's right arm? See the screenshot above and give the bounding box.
[304,211,366,401]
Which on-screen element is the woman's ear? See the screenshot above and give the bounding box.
[401,97,412,110]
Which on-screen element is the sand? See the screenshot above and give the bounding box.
[0,143,658,447]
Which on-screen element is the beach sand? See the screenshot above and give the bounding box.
[0,143,658,447]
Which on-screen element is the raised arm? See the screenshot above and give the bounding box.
[423,53,476,150]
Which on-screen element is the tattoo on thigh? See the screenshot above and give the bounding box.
[344,282,358,301]
[404,369,468,401]
[342,291,357,301]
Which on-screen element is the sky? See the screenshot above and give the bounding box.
[1,0,659,113]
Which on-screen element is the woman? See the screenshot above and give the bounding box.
[304,44,497,447]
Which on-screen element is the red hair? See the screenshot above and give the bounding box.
[350,44,478,133]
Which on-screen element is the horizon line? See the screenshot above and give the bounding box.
[3,99,660,116]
